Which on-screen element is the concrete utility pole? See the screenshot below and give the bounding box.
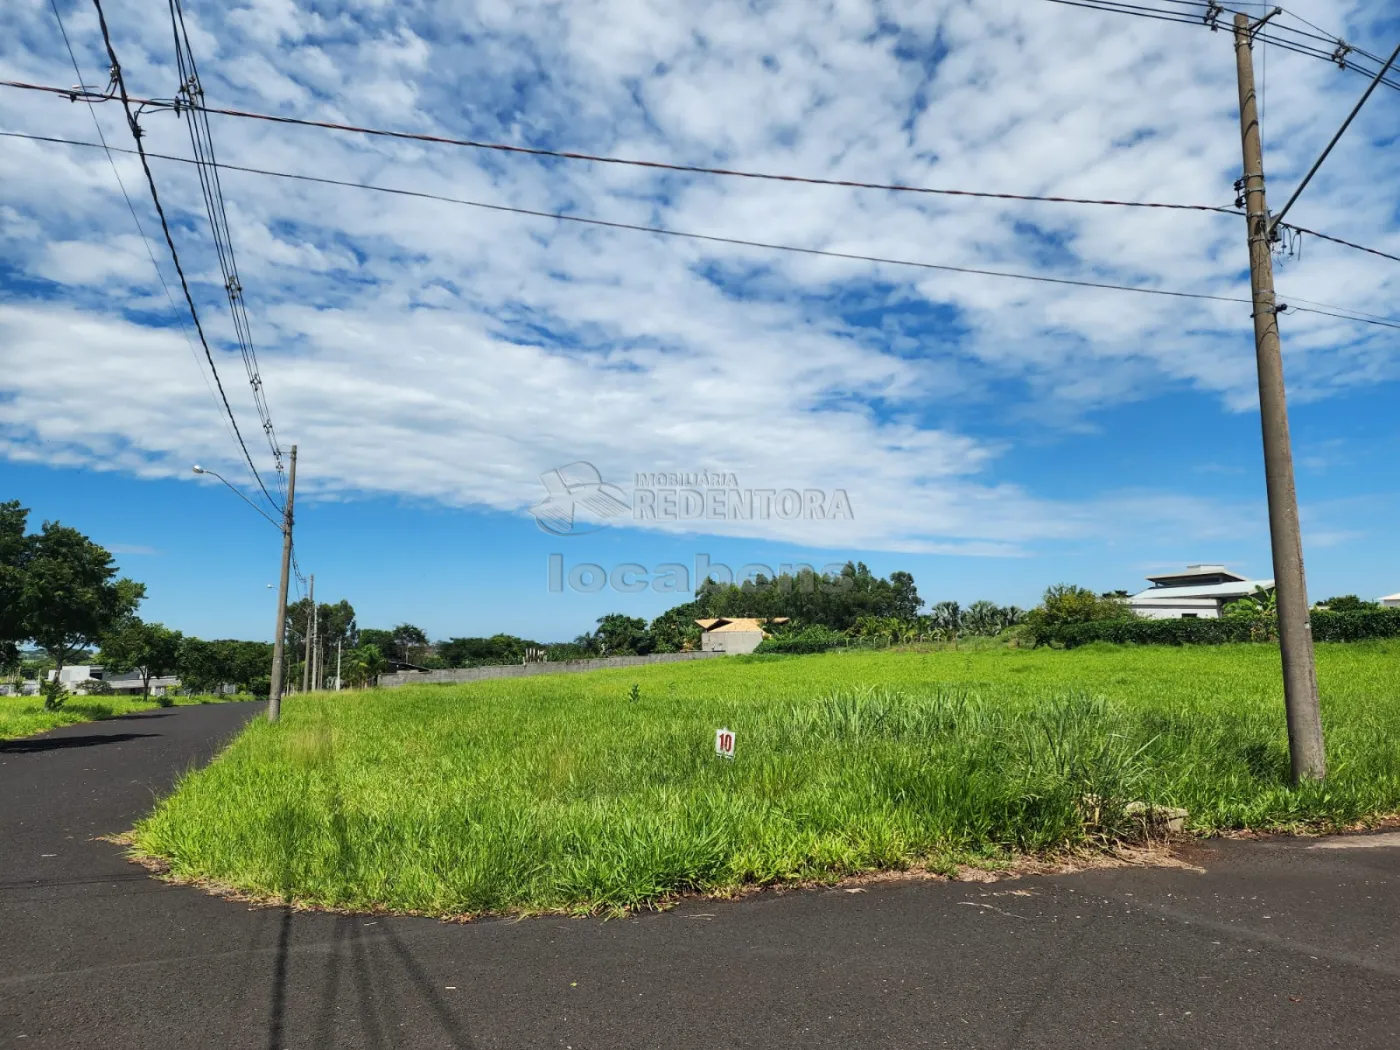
[302,573,315,693]
[267,445,297,723]
[335,639,342,692]
[1233,13,1326,782]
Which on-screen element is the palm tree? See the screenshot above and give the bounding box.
[929,601,962,647]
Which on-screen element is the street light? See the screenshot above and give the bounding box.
[191,446,298,722]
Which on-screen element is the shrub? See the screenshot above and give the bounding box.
[1030,609,1400,648]
[755,626,848,654]
[42,678,69,711]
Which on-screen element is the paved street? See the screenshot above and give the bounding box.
[2,703,1398,1049]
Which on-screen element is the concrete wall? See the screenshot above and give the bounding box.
[700,630,765,654]
[377,650,725,688]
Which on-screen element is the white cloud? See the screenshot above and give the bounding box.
[0,0,1395,554]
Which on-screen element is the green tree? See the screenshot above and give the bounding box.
[391,623,429,663]
[19,519,145,688]
[0,501,28,669]
[343,643,388,687]
[929,600,962,645]
[177,638,275,695]
[1028,584,1132,629]
[591,613,652,656]
[648,599,708,653]
[1316,595,1378,612]
[438,635,535,667]
[357,628,396,662]
[99,617,183,699]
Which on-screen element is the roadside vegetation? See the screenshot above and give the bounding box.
[0,692,245,741]
[134,641,1400,919]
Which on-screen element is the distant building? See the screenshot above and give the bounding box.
[1382,593,1400,609]
[46,665,104,687]
[103,671,181,696]
[1128,565,1273,620]
[695,617,790,654]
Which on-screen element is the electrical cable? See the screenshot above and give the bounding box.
[45,0,241,457]
[12,129,1399,267]
[1268,36,1400,236]
[9,127,1399,330]
[166,0,286,506]
[0,77,1239,216]
[87,0,278,509]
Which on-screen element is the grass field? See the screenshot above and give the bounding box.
[134,642,1400,918]
[0,693,239,741]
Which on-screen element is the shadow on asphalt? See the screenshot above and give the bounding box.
[0,732,160,754]
[261,776,479,1049]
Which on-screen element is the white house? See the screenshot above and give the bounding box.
[1382,593,1400,609]
[46,665,104,687]
[103,671,182,696]
[1128,565,1273,620]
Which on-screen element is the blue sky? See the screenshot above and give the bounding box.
[1,0,1398,642]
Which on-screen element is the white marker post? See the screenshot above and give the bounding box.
[715,727,735,760]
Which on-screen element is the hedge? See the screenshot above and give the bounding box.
[753,629,849,654]
[1030,609,1400,649]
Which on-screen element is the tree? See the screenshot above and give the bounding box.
[343,644,388,687]
[19,519,144,685]
[0,501,28,669]
[177,638,275,695]
[391,623,429,663]
[438,635,535,667]
[99,617,182,699]
[648,599,707,653]
[591,613,652,656]
[888,571,923,621]
[357,628,396,662]
[929,600,962,645]
[1027,584,1132,629]
[1316,595,1379,612]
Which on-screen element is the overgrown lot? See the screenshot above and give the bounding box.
[134,642,1400,917]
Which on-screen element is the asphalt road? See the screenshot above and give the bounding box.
[2,703,1398,1049]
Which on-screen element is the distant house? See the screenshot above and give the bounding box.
[46,665,104,687]
[104,671,181,697]
[1128,565,1273,620]
[695,617,790,654]
[1382,593,1400,609]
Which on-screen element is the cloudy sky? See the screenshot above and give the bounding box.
[1,0,1397,641]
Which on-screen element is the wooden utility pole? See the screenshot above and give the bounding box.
[302,573,315,693]
[267,445,296,723]
[1233,13,1326,781]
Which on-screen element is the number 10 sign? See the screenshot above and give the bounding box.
[714,727,736,760]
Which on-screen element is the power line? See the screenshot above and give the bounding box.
[1279,221,1400,266]
[9,127,1399,331]
[1268,35,1400,236]
[13,128,1400,268]
[166,0,286,507]
[1037,0,1400,92]
[87,0,278,508]
[0,76,1238,216]
[1288,304,1400,331]
[0,128,1250,307]
[45,0,240,455]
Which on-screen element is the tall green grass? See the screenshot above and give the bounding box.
[0,692,239,740]
[134,642,1400,917]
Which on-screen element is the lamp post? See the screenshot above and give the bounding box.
[192,445,297,722]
